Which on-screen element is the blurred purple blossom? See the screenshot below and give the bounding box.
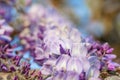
[0,19,13,42]
[0,2,16,22]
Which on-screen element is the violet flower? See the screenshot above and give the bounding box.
[19,4,120,80]
[84,37,120,71]
[19,4,77,64]
[0,20,42,80]
[41,42,101,80]
[0,42,43,80]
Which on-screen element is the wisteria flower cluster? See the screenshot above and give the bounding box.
[0,19,42,80]
[0,1,120,80]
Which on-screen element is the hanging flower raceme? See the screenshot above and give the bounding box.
[19,4,120,80]
[0,20,42,80]
[0,1,119,80]
[19,4,100,80]
[0,42,43,80]
[19,4,75,64]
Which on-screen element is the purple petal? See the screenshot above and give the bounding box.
[86,66,100,79]
[80,58,91,72]
[88,56,101,69]
[55,54,70,71]
[0,35,11,42]
[65,72,80,80]
[41,59,56,75]
[71,43,87,58]
[102,43,109,50]
[105,54,116,60]
[106,48,114,54]
[53,71,66,80]
[67,57,83,74]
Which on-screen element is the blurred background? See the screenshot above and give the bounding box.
[0,0,120,62]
